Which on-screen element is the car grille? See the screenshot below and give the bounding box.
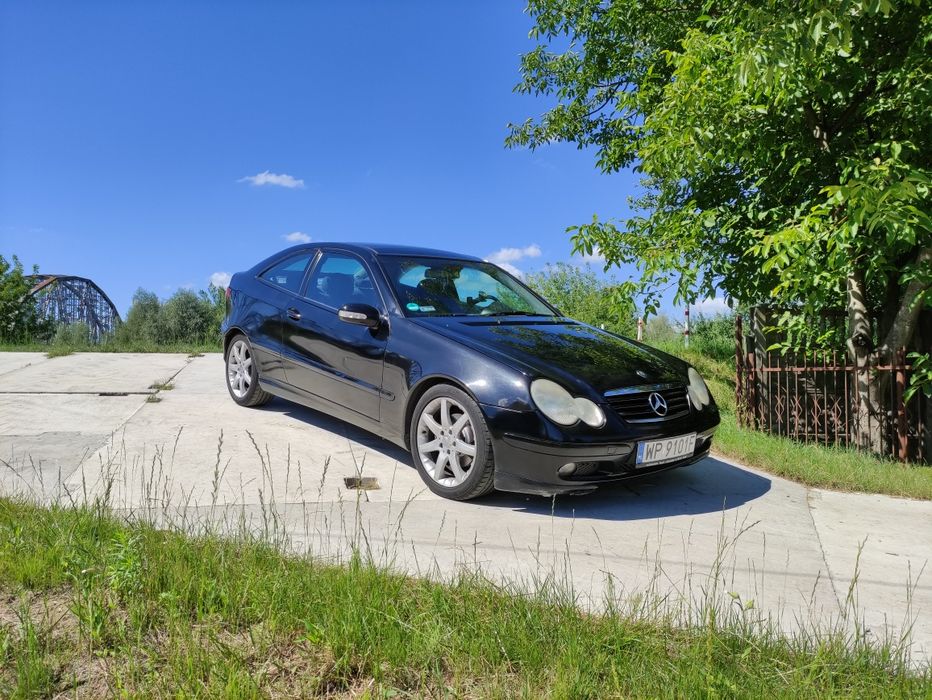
[605,385,690,422]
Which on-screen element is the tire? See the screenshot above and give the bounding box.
[409,384,495,500]
[225,334,273,407]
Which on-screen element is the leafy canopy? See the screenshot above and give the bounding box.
[509,0,931,353]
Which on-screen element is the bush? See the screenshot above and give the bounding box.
[0,255,50,343]
[690,313,736,362]
[525,263,636,336]
[52,322,92,348]
[115,287,224,347]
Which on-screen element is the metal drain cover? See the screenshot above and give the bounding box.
[343,476,380,490]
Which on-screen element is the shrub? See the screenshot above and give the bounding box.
[52,322,92,348]
[525,263,636,336]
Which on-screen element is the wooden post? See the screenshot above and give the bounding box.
[747,347,758,430]
[735,315,744,425]
[895,347,908,462]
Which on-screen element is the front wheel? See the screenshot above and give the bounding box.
[409,385,495,500]
[225,334,273,407]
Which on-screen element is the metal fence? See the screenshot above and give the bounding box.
[734,316,930,464]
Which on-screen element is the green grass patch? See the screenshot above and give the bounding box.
[713,414,932,499]
[0,498,927,698]
[148,380,175,391]
[0,340,221,354]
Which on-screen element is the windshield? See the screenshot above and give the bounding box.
[378,256,555,317]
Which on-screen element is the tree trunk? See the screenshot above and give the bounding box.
[846,269,884,452]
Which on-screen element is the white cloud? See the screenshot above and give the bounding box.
[692,296,730,316]
[283,231,311,244]
[238,170,305,189]
[485,244,541,278]
[486,244,542,265]
[209,271,232,288]
[575,246,605,265]
[496,262,525,278]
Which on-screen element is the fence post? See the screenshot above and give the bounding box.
[684,306,690,348]
[895,347,908,462]
[735,315,744,426]
[747,346,758,430]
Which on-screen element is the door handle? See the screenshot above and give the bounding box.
[286,308,301,321]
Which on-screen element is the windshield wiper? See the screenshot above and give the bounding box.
[481,311,551,317]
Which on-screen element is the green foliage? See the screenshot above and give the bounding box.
[525,262,636,335]
[52,322,91,348]
[0,255,49,343]
[906,352,932,402]
[691,314,737,362]
[510,0,931,354]
[115,286,225,347]
[116,289,162,344]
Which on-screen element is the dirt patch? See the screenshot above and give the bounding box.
[0,587,400,698]
[0,587,113,698]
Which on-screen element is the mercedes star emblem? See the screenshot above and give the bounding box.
[648,392,668,416]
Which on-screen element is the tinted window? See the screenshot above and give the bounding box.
[379,256,554,317]
[307,253,381,308]
[260,252,314,294]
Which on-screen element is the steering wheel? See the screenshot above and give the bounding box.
[467,291,500,307]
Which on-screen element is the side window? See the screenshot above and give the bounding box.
[260,252,314,294]
[307,253,381,309]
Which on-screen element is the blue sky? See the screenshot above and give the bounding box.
[0,1,725,318]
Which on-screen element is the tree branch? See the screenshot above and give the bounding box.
[803,102,830,152]
[879,246,932,356]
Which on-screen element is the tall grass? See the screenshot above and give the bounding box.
[0,440,928,697]
[0,496,927,698]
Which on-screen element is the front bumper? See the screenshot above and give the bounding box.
[482,404,719,496]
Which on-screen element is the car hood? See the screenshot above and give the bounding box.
[411,316,687,396]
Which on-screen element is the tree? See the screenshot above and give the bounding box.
[116,289,163,345]
[0,254,48,342]
[509,0,931,446]
[159,290,216,344]
[525,262,636,335]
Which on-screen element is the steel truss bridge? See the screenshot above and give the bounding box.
[28,275,121,342]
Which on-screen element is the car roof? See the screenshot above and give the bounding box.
[286,242,484,261]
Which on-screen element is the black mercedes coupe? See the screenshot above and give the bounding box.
[221,243,719,500]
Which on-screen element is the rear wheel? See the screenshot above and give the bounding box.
[409,385,495,500]
[225,334,273,407]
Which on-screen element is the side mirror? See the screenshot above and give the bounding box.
[338,303,381,329]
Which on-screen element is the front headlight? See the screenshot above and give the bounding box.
[687,367,711,408]
[530,378,606,428]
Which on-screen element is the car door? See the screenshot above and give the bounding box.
[251,249,317,382]
[280,250,387,421]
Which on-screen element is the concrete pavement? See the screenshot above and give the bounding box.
[1,351,930,661]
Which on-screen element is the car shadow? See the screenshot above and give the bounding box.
[478,458,772,521]
[260,399,772,522]
[259,398,411,462]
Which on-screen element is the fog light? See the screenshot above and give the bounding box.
[558,462,577,478]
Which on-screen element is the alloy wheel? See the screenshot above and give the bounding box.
[416,396,478,487]
[227,340,253,398]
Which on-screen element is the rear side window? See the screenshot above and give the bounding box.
[260,252,313,294]
[307,253,381,308]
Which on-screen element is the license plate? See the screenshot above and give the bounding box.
[636,433,696,467]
